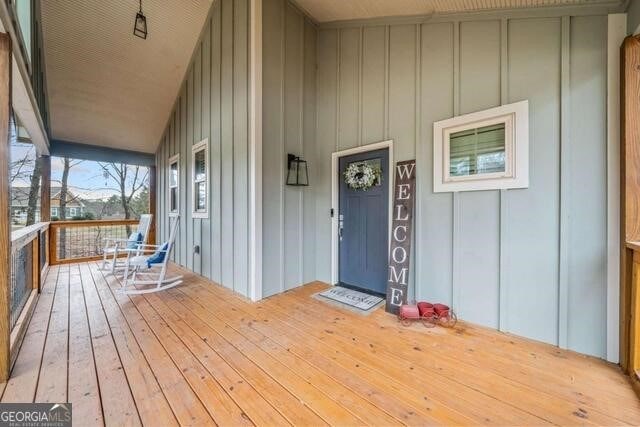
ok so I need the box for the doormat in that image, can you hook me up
[315,286,384,312]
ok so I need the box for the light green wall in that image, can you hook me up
[628,0,640,34]
[311,15,608,358]
[155,0,251,297]
[261,0,317,297]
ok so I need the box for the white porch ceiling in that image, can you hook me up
[293,0,623,23]
[41,0,212,153]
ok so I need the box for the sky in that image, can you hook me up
[11,141,149,201]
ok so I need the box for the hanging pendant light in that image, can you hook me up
[133,0,148,39]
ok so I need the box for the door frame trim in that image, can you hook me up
[331,139,394,286]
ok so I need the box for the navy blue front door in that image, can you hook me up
[339,148,389,294]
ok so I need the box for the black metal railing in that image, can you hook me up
[10,240,32,329]
[49,220,139,264]
[10,222,47,330]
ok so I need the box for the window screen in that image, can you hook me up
[194,150,206,182]
[169,160,178,213]
[192,141,208,216]
[449,123,505,177]
[170,162,178,187]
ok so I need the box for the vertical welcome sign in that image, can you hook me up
[385,160,416,314]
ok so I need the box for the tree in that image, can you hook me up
[99,163,149,234]
[129,186,150,217]
[9,138,41,226]
[25,156,42,225]
[57,157,83,259]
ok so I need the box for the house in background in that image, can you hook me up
[49,187,85,219]
[9,186,39,225]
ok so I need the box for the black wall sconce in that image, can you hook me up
[286,154,309,186]
[133,0,148,39]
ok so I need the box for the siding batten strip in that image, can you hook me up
[453,21,460,118]
[300,13,306,286]
[451,21,460,308]
[558,15,571,349]
[383,25,389,140]
[414,23,422,299]
[452,192,461,312]
[336,29,341,150]
[357,26,363,146]
[249,0,263,301]
[499,17,509,332]
[279,0,286,294]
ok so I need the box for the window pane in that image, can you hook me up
[449,123,505,177]
[195,182,206,211]
[194,150,206,181]
[170,188,177,212]
[10,114,41,228]
[170,162,178,187]
[16,0,31,62]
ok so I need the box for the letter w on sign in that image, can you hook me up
[386,160,416,314]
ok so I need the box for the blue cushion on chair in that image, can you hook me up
[126,232,143,249]
[146,242,169,268]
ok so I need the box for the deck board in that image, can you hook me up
[3,261,639,426]
[67,264,103,425]
[90,264,212,426]
[179,280,542,425]
[281,282,640,421]
[1,265,58,403]
[35,264,69,403]
[256,283,629,425]
[83,263,177,426]
[140,292,292,426]
[80,262,141,426]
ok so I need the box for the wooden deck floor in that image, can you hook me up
[0,262,638,426]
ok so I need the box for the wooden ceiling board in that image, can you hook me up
[41,0,212,153]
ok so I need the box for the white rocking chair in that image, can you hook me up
[101,214,153,275]
[118,216,182,295]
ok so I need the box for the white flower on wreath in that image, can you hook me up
[343,162,382,191]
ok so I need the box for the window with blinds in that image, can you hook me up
[168,155,179,215]
[449,123,506,177]
[191,139,209,218]
[433,100,529,192]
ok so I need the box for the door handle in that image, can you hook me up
[338,217,344,241]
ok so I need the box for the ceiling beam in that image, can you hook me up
[50,139,155,167]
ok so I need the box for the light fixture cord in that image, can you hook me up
[138,0,143,13]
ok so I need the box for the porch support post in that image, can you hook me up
[0,32,11,382]
[40,155,50,222]
[621,34,640,373]
[149,165,156,245]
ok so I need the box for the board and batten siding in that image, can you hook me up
[313,15,608,358]
[627,0,640,34]
[155,0,251,297]
[262,0,317,297]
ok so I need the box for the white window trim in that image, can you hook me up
[69,207,77,217]
[168,153,180,217]
[433,100,529,192]
[51,207,58,217]
[191,138,209,219]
